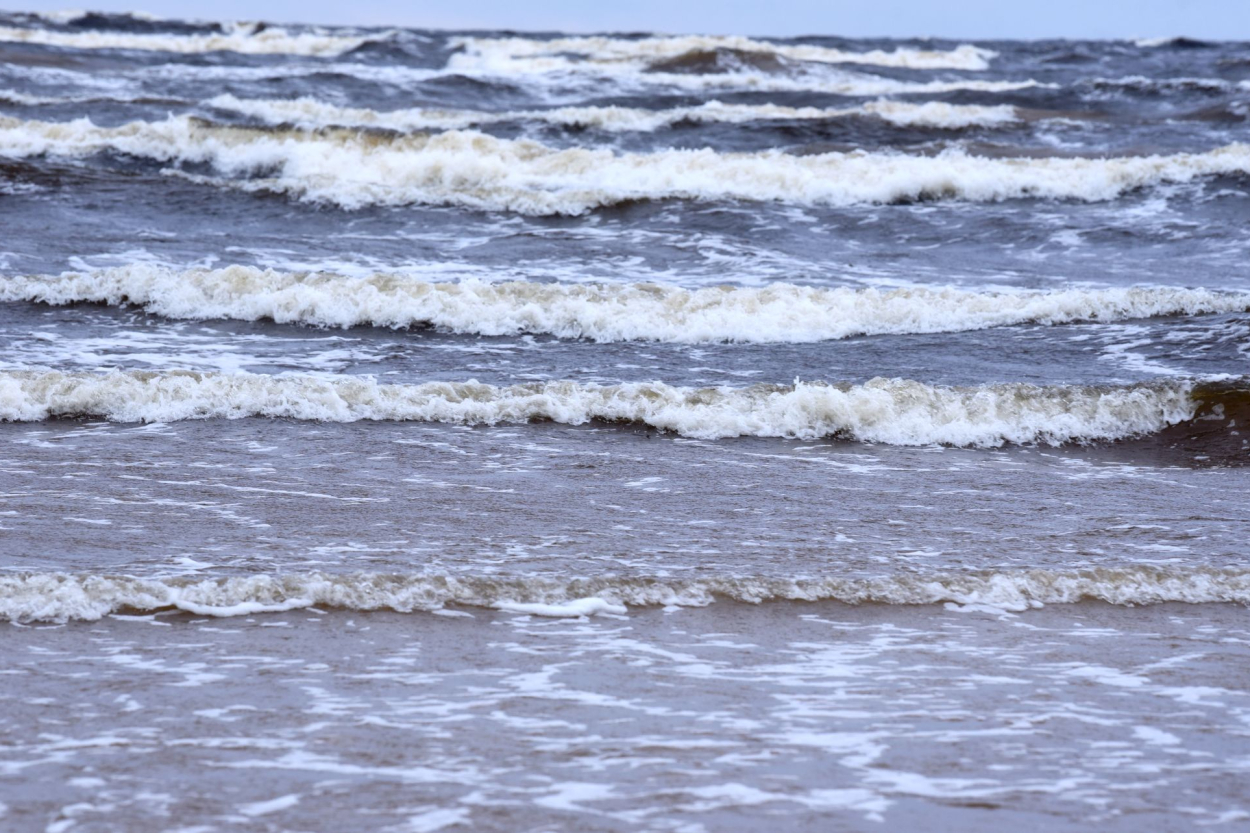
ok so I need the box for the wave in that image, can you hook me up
[1133,37,1215,49]
[447,35,997,73]
[0,22,368,56]
[207,93,1022,132]
[29,10,182,27]
[0,88,184,107]
[1084,76,1250,94]
[438,37,1041,99]
[1,56,1048,99]
[0,89,57,106]
[3,566,1247,622]
[8,265,1250,343]
[856,99,1019,128]
[585,70,1048,97]
[0,369,1220,448]
[3,115,1246,214]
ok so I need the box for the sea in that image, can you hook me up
[0,9,1248,832]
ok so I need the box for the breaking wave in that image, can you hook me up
[8,265,1250,343]
[0,21,368,56]
[0,369,1220,447]
[2,566,1247,622]
[207,93,1022,132]
[3,115,1247,213]
[447,35,997,73]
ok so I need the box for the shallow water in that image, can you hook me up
[4,605,1250,832]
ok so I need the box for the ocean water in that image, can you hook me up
[0,10,1248,831]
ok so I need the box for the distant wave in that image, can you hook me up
[447,35,997,73]
[0,88,186,107]
[443,35,1026,98]
[3,115,1247,214]
[207,93,1022,132]
[0,89,59,106]
[566,72,1047,97]
[0,369,1219,448]
[8,266,1250,343]
[1083,76,1250,94]
[0,22,368,56]
[2,566,1247,622]
[1132,37,1215,49]
[2,65,1050,100]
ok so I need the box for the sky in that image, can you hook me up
[6,0,1249,40]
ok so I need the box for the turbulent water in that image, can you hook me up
[1,10,1249,833]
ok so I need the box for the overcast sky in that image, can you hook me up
[8,0,1249,39]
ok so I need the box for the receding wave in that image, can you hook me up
[3,115,1247,213]
[0,369,1222,448]
[208,93,1022,132]
[448,35,997,73]
[0,22,368,56]
[8,265,1250,343]
[2,566,1247,622]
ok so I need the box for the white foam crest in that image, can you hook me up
[3,115,1246,214]
[0,369,1198,447]
[0,22,367,56]
[3,566,1246,623]
[207,93,1021,132]
[861,99,1019,128]
[448,35,997,73]
[8,265,1250,343]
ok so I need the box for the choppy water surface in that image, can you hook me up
[0,10,1248,832]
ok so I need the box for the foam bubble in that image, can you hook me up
[7,265,1250,343]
